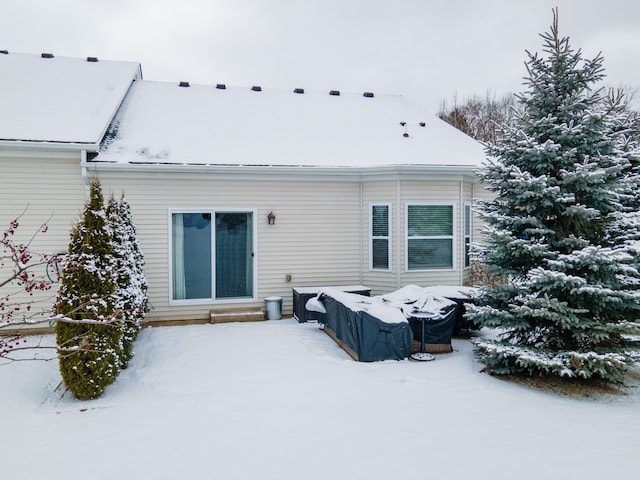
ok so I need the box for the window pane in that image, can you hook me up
[464,205,471,236]
[408,238,452,269]
[372,238,389,269]
[408,205,453,237]
[172,213,212,300]
[372,205,389,237]
[215,212,253,299]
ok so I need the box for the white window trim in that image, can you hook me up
[168,208,258,306]
[464,202,472,269]
[369,203,392,271]
[405,202,456,272]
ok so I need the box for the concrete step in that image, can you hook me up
[210,307,265,324]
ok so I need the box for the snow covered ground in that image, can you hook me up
[2,319,638,480]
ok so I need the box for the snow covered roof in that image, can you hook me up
[96,80,486,169]
[0,52,141,147]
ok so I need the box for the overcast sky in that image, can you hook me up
[2,0,639,111]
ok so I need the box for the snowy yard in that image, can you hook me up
[2,319,639,480]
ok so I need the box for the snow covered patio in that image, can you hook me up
[3,320,639,480]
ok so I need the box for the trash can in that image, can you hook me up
[264,296,283,320]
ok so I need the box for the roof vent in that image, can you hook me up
[294,88,305,94]
[216,83,226,89]
[0,50,8,55]
[329,90,340,96]
[179,81,190,87]
[86,56,99,63]
[419,122,426,127]
[363,92,374,98]
[251,85,262,92]
[41,52,54,59]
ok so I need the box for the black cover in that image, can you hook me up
[407,304,458,346]
[446,298,472,334]
[320,294,413,362]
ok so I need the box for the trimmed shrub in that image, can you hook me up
[55,178,123,399]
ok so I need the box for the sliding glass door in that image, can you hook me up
[171,210,255,302]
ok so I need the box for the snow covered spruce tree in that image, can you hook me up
[106,194,149,368]
[469,9,640,383]
[55,178,123,400]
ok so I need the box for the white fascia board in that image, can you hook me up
[359,165,480,182]
[83,161,479,182]
[84,161,363,180]
[0,140,99,153]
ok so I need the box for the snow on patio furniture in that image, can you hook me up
[311,288,412,362]
[421,285,479,334]
[307,285,464,361]
[292,285,371,323]
[381,285,468,352]
[405,295,458,354]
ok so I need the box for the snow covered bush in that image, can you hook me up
[468,9,640,383]
[55,178,123,399]
[55,179,149,398]
[106,194,149,368]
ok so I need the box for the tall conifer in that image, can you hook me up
[55,178,122,399]
[469,9,640,382]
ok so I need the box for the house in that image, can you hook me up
[1,52,489,326]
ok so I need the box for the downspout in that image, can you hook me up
[359,181,363,286]
[81,150,90,199]
[471,181,476,285]
[459,180,464,286]
[396,179,401,289]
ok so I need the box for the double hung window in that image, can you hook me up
[370,204,391,270]
[406,204,454,270]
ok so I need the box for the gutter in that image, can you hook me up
[359,182,364,286]
[0,139,100,153]
[82,160,481,182]
[459,180,464,286]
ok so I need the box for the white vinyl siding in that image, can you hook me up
[370,203,391,271]
[96,171,362,321]
[361,181,399,294]
[406,203,455,271]
[92,168,486,322]
[0,152,86,327]
[3,149,487,327]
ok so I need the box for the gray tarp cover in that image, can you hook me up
[407,305,458,345]
[320,294,413,362]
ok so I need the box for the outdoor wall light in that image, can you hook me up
[267,211,276,225]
